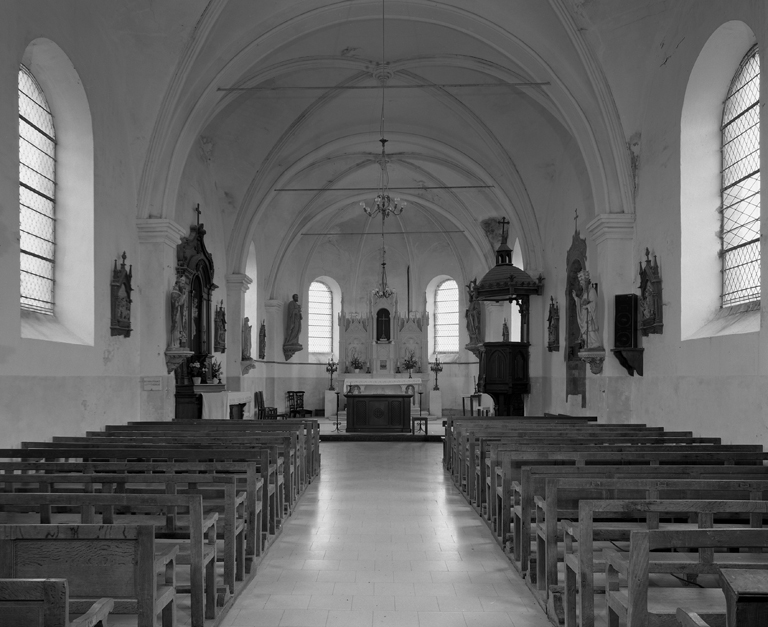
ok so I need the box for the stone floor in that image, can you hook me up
[220,441,552,627]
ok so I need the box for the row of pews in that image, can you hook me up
[0,417,321,627]
[444,415,768,627]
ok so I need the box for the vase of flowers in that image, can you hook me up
[402,350,418,379]
[188,359,207,385]
[349,351,363,374]
[210,357,223,384]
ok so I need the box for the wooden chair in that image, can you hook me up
[0,524,177,627]
[0,579,114,627]
[287,391,312,418]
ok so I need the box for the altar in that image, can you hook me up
[343,377,422,412]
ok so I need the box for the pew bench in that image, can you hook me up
[0,524,178,627]
[0,578,114,627]
[0,493,214,627]
[562,499,768,627]
[604,529,768,627]
[0,458,272,557]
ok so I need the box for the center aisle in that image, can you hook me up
[222,442,551,627]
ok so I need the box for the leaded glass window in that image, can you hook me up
[19,64,56,314]
[308,281,333,353]
[434,279,459,353]
[721,45,760,307]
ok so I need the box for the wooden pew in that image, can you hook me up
[0,459,272,557]
[563,498,768,627]
[120,418,321,479]
[0,493,213,627]
[0,578,114,627]
[6,443,288,526]
[0,524,178,627]
[535,477,768,605]
[33,434,298,517]
[604,528,768,627]
[490,447,768,549]
[511,465,768,574]
[0,472,249,606]
[443,415,598,470]
[465,429,719,509]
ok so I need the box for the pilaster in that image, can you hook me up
[136,218,187,421]
[225,273,253,391]
[586,213,635,378]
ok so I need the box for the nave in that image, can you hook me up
[223,442,550,627]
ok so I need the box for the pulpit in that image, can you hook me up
[479,342,529,416]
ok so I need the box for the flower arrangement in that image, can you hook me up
[210,357,223,383]
[402,350,418,374]
[188,359,208,378]
[349,351,364,370]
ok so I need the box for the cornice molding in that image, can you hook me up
[586,213,635,246]
[136,219,186,246]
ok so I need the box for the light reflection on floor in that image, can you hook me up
[220,441,552,627]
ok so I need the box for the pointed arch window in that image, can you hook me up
[721,44,760,307]
[308,281,333,353]
[434,279,459,353]
[19,64,56,314]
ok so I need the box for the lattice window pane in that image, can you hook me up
[19,64,56,314]
[721,45,760,308]
[434,279,459,353]
[308,281,333,353]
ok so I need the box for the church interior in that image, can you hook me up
[2,1,768,626]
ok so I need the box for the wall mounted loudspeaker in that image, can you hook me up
[614,294,638,349]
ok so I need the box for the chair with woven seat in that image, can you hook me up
[287,391,313,418]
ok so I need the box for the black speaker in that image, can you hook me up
[614,294,638,349]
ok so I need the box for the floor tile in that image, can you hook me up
[221,441,552,627]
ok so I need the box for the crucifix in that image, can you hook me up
[194,203,202,226]
[574,208,579,231]
[499,216,509,241]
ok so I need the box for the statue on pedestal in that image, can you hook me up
[170,275,189,348]
[572,270,602,350]
[283,294,304,360]
[242,317,252,360]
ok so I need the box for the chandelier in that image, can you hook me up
[361,137,405,220]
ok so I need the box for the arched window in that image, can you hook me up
[721,44,760,307]
[434,279,459,354]
[19,64,56,314]
[308,280,333,353]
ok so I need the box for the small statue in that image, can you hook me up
[285,294,302,345]
[242,317,252,360]
[572,270,601,349]
[258,320,266,360]
[170,276,189,348]
[465,278,481,345]
[502,318,510,342]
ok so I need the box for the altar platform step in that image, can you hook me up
[318,415,442,442]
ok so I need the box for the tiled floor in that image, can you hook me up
[221,441,552,627]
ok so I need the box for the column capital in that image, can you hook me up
[136,219,187,246]
[225,273,253,293]
[586,213,635,246]
[264,299,283,311]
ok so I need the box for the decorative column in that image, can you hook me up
[225,273,252,391]
[137,218,187,421]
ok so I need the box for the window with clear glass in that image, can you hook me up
[308,281,333,353]
[721,44,760,307]
[19,64,56,314]
[434,279,459,353]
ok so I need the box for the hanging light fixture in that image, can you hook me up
[361,138,405,220]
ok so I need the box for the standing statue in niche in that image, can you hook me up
[465,279,481,345]
[283,294,304,361]
[170,276,189,348]
[242,317,252,360]
[572,270,601,349]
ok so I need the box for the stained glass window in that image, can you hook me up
[308,281,333,353]
[434,279,459,353]
[19,64,56,314]
[721,45,760,307]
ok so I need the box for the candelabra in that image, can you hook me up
[430,356,443,391]
[326,358,338,391]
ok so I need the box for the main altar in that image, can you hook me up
[337,279,429,430]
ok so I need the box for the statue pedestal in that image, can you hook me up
[429,389,442,417]
[283,342,302,361]
[325,390,338,417]
[579,348,606,374]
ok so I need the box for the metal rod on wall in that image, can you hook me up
[407,266,411,314]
